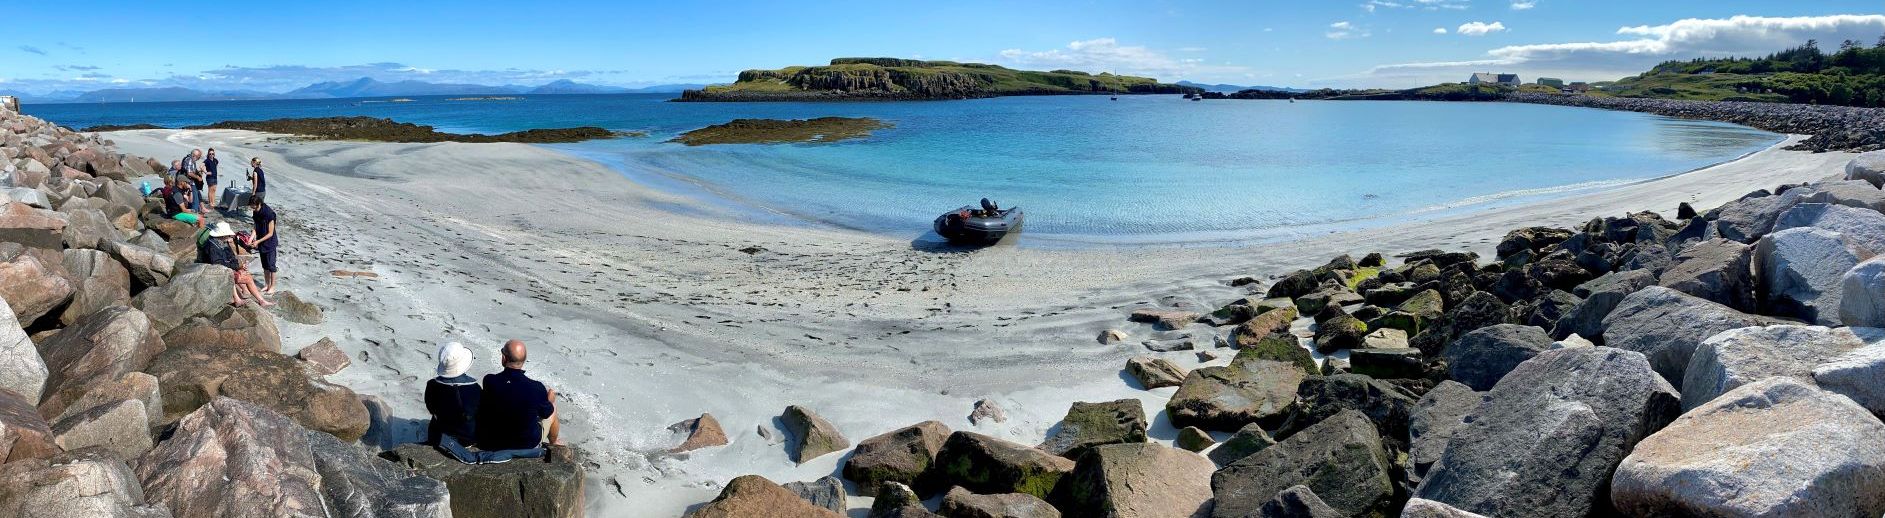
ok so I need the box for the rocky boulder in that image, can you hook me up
[1231,307,1297,346]
[844,420,950,496]
[934,431,1074,500]
[1409,292,1511,358]
[1288,374,1416,446]
[1210,410,1393,518]
[1040,400,1146,458]
[1801,181,1885,214]
[59,207,119,250]
[1412,347,1680,518]
[1311,314,1367,354]
[939,486,1060,518]
[271,291,324,325]
[1401,499,1489,518]
[1443,324,1554,391]
[1124,356,1186,389]
[59,249,130,327]
[161,305,281,353]
[0,296,46,402]
[381,441,583,518]
[783,476,846,514]
[1755,227,1864,325]
[130,263,235,334]
[1600,286,1777,389]
[0,447,170,518]
[1611,378,1885,517]
[668,412,729,454]
[102,241,173,290]
[136,397,326,517]
[1409,380,1481,478]
[1654,238,1754,311]
[1552,270,1656,341]
[1848,150,1885,188]
[1681,325,1868,410]
[1165,359,1304,432]
[1774,202,1885,255]
[1256,485,1340,518]
[1061,443,1214,518]
[869,481,940,517]
[1843,257,1885,327]
[1129,309,1200,331]
[0,251,73,326]
[48,399,150,461]
[34,306,164,420]
[0,202,66,250]
[143,342,368,441]
[782,405,849,464]
[1205,423,1275,466]
[1711,187,1813,243]
[0,388,58,464]
[295,337,350,376]
[1230,334,1316,375]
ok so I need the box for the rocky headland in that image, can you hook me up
[678,147,1885,516]
[677,58,1201,102]
[180,116,625,143]
[0,109,584,517]
[669,117,893,146]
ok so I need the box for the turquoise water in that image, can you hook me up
[27,94,1781,246]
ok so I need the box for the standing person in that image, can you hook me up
[475,339,560,453]
[426,342,481,446]
[248,194,279,293]
[201,222,273,307]
[182,150,205,212]
[203,149,220,209]
[248,157,267,196]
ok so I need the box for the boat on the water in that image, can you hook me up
[933,199,1023,245]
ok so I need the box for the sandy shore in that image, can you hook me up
[101,129,1851,516]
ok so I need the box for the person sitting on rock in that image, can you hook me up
[161,174,201,226]
[426,341,481,446]
[475,340,561,453]
[201,222,272,308]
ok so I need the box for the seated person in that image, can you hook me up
[426,342,481,446]
[201,223,272,307]
[474,339,560,454]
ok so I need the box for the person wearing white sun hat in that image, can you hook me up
[425,342,481,446]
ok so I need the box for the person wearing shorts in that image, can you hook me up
[203,149,220,207]
[249,194,279,292]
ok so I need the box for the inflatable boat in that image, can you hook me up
[934,199,1023,246]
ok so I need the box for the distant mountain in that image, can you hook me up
[527,79,629,95]
[21,77,700,104]
[73,87,275,103]
[624,83,710,93]
[284,77,523,99]
[1175,81,1306,94]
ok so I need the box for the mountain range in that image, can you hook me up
[1174,81,1306,93]
[6,78,712,104]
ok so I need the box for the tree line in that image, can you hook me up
[1649,36,1885,107]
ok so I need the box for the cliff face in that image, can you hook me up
[681,58,1201,102]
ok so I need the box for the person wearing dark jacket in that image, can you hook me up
[475,339,560,452]
[200,222,272,307]
[425,341,480,446]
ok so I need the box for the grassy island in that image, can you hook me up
[669,117,892,145]
[677,58,1201,101]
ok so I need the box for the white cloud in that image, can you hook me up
[1327,21,1370,40]
[997,38,1249,80]
[1366,0,1468,11]
[1353,14,1885,87]
[1457,21,1507,36]
[1433,27,1449,34]
[1511,1,1536,10]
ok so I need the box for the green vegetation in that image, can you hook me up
[679,58,1200,101]
[1603,38,1885,106]
[669,117,892,146]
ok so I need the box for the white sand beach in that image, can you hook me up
[102,129,1853,517]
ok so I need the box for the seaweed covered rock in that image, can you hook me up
[1039,400,1146,459]
[1210,410,1393,518]
[381,441,582,518]
[1230,334,1316,374]
[782,405,849,464]
[1409,292,1511,357]
[1165,359,1304,432]
[1206,423,1276,466]
[934,431,1074,499]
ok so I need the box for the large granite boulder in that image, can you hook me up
[1554,269,1657,342]
[1205,423,1275,466]
[143,342,368,441]
[1124,357,1186,389]
[59,249,131,327]
[869,481,940,518]
[844,420,951,496]
[0,447,170,518]
[34,306,164,420]
[381,442,582,518]
[1711,187,1813,243]
[1755,227,1865,325]
[1654,238,1754,311]
[1230,334,1316,375]
[0,202,66,250]
[1401,499,1489,518]
[50,371,161,434]
[161,305,281,353]
[0,388,58,464]
[1287,374,1416,445]
[1210,410,1393,518]
[1443,324,1553,391]
[1849,150,1885,188]
[1232,307,1297,345]
[1600,286,1776,389]
[1409,292,1511,358]
[48,399,150,461]
[1061,443,1214,518]
[60,207,120,250]
[0,250,73,326]
[939,486,1060,518]
[136,397,326,518]
[1681,325,1868,410]
[1412,347,1680,518]
[934,431,1074,500]
[102,241,172,290]
[1165,359,1304,432]
[783,476,845,514]
[0,296,46,402]
[1611,378,1885,517]
[1040,400,1146,459]
[130,263,235,334]
[1774,202,1885,254]
[667,412,728,454]
[782,405,849,464]
[1844,257,1885,327]
[1311,314,1367,354]
[1801,181,1885,214]
[1813,337,1885,418]
[1256,486,1340,518]
[1409,380,1482,477]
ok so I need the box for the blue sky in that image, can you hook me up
[2,0,1882,94]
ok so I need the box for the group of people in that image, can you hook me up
[424,340,562,463]
[163,148,282,307]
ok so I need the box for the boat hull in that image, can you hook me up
[934,206,1023,246]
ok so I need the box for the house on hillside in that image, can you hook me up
[1468,73,1521,86]
[1536,77,1566,88]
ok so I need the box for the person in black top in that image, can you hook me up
[475,339,560,451]
[199,222,272,307]
[248,194,279,293]
[425,341,481,446]
[203,148,220,207]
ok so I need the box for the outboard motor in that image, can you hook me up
[980,198,999,214]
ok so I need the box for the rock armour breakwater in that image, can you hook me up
[1507,93,1885,153]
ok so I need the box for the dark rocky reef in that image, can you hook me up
[183,116,623,143]
[669,117,892,146]
[79,123,166,132]
[1505,93,1885,153]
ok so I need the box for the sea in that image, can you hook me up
[24,93,1782,247]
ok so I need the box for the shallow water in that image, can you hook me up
[28,94,1780,246]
